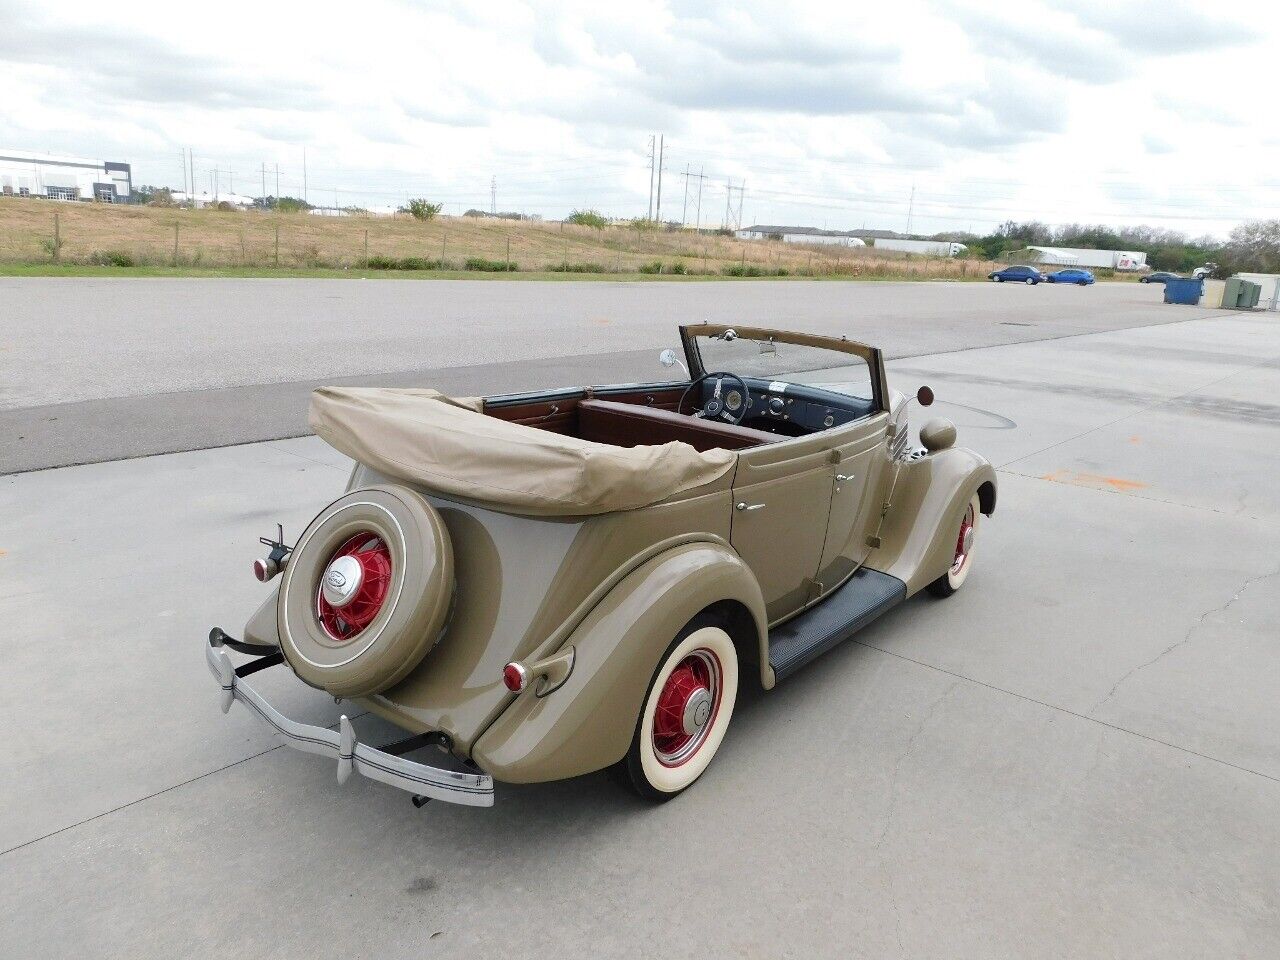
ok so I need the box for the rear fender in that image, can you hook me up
[865,447,996,595]
[471,539,766,783]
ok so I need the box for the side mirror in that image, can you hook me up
[917,385,935,407]
[658,348,689,378]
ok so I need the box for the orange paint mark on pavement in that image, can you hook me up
[1040,471,1148,493]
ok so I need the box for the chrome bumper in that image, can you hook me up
[205,639,494,807]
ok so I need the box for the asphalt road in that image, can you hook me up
[2,300,1278,958]
[0,277,1211,473]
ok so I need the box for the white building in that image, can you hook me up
[736,225,866,247]
[1026,246,1147,271]
[0,148,132,201]
[873,238,967,257]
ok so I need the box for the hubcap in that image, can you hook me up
[951,504,975,574]
[316,533,392,642]
[653,649,722,767]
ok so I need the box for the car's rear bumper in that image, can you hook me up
[205,632,494,807]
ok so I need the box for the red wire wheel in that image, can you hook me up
[315,533,393,642]
[951,502,975,574]
[651,649,722,767]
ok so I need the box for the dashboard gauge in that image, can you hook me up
[724,390,743,412]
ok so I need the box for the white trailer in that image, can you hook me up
[872,238,966,257]
[1026,247,1147,271]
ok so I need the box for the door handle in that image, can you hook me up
[735,501,765,512]
[835,474,854,482]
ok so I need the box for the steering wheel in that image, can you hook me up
[678,371,750,425]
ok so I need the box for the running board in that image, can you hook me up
[768,568,906,682]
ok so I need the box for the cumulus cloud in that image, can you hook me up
[0,0,1271,235]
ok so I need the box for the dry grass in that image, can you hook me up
[0,198,1000,279]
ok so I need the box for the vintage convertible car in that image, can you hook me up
[206,324,996,807]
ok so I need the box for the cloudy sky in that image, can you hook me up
[0,0,1271,236]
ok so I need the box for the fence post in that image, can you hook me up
[364,229,369,268]
[441,231,447,264]
[563,239,568,272]
[53,213,60,261]
[505,236,511,272]
[274,222,280,268]
[240,230,246,265]
[172,222,179,267]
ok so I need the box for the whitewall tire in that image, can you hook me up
[927,493,980,598]
[623,621,739,801]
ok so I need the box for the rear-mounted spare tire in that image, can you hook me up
[277,484,453,698]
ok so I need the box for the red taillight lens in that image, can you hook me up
[503,663,526,692]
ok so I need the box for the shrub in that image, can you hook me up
[545,262,607,273]
[87,249,136,267]
[668,261,687,275]
[402,199,443,220]
[464,256,517,272]
[365,255,446,271]
[566,209,608,229]
[628,217,658,231]
[721,263,763,277]
[637,260,664,274]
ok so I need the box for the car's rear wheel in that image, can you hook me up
[621,618,739,801]
[927,493,980,598]
[1024,278,1035,285]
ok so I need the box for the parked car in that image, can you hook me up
[989,265,1045,284]
[206,324,997,807]
[1140,272,1181,284]
[1046,268,1095,285]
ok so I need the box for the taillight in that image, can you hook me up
[503,662,527,693]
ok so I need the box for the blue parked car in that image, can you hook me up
[1046,268,1095,285]
[988,264,1046,284]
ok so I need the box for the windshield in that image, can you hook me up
[690,328,878,403]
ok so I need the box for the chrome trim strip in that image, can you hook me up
[206,643,494,807]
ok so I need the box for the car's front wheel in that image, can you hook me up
[1024,277,1035,285]
[621,618,739,801]
[927,493,980,598]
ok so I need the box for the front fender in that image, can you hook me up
[471,539,766,784]
[865,446,996,595]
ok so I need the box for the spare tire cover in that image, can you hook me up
[278,484,453,698]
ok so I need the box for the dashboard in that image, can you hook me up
[698,376,876,435]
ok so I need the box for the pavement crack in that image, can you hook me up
[1089,564,1280,715]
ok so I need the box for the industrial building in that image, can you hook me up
[736,225,866,247]
[1025,246,1147,271]
[0,148,132,202]
[873,238,967,257]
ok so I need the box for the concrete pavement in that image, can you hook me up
[1,308,1278,958]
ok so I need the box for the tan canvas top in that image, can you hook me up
[310,387,738,516]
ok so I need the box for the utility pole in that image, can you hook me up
[695,164,705,232]
[275,163,280,200]
[180,150,187,199]
[723,178,732,229]
[490,175,497,215]
[261,162,266,206]
[647,135,656,221]
[905,182,915,236]
[188,149,195,205]
[680,163,690,227]
[654,135,665,224]
[302,148,308,206]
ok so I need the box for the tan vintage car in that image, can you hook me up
[206,324,996,807]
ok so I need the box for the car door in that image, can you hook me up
[730,432,837,623]
[815,411,891,590]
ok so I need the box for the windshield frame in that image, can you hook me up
[679,323,890,415]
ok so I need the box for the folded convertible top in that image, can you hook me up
[310,387,737,516]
